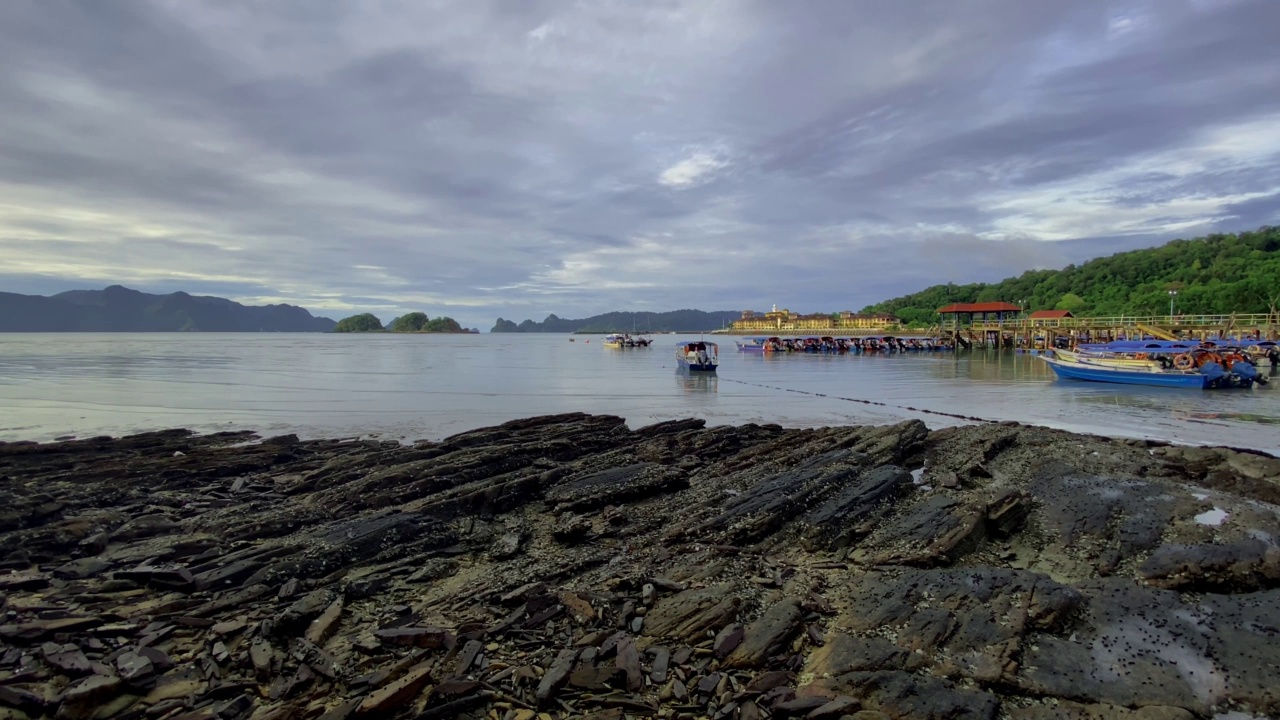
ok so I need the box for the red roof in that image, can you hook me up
[1029,309,1073,319]
[936,302,1022,314]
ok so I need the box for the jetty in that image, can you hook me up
[719,304,1279,348]
[937,303,1279,349]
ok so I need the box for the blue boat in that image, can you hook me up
[735,337,768,353]
[1039,355,1261,389]
[677,341,719,372]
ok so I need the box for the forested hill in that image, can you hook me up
[0,285,336,332]
[491,309,744,333]
[861,227,1280,326]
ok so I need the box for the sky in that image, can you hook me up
[2,0,1279,328]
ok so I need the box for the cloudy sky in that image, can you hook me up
[2,0,1279,327]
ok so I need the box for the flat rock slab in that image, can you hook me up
[725,599,803,669]
[545,463,689,512]
[641,584,741,643]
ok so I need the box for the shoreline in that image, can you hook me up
[2,414,1278,719]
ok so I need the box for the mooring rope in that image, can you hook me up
[717,376,1000,425]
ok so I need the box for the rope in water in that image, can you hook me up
[717,375,1000,425]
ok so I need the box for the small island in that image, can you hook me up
[331,311,474,333]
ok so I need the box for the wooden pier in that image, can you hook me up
[954,313,1279,349]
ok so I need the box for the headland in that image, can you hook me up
[1,415,1278,719]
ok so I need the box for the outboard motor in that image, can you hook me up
[1200,361,1226,389]
[1233,360,1263,387]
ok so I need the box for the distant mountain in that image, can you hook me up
[0,285,336,332]
[491,309,746,333]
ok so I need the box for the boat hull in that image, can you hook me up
[1040,356,1208,388]
[677,358,718,372]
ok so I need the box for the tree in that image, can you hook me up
[1054,293,1088,313]
[424,316,463,332]
[332,313,384,333]
[388,312,430,332]
[859,226,1280,321]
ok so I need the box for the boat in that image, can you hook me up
[735,337,769,352]
[1039,355,1262,389]
[603,333,652,348]
[677,341,719,372]
[1053,348,1165,369]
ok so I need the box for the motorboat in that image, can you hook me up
[1039,354,1263,389]
[603,333,652,348]
[677,341,719,372]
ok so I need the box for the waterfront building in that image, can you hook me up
[729,305,899,332]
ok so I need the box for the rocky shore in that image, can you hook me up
[2,414,1279,720]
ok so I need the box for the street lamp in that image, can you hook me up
[1168,290,1178,319]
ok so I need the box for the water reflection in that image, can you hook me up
[676,371,718,393]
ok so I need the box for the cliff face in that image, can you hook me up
[0,285,336,331]
[2,415,1278,718]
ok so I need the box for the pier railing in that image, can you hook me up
[968,313,1275,330]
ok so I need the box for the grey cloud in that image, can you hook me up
[1,0,1278,330]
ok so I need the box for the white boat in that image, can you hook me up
[676,341,718,372]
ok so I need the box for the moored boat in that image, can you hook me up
[1039,354,1263,389]
[677,341,719,372]
[603,333,652,348]
[735,337,769,352]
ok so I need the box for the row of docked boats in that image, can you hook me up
[734,336,953,353]
[1039,340,1276,389]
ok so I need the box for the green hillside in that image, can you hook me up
[862,227,1280,326]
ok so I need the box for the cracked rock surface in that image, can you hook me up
[0,414,1278,720]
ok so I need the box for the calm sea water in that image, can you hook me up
[1,333,1277,453]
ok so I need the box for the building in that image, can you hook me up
[729,305,899,332]
[1028,309,1074,327]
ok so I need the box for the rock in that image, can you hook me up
[41,642,92,675]
[115,650,156,684]
[560,592,597,623]
[357,661,433,714]
[642,584,741,642]
[807,696,859,718]
[373,627,453,649]
[0,617,102,643]
[827,671,998,720]
[804,465,914,548]
[535,649,578,704]
[649,646,670,683]
[113,513,180,540]
[275,590,333,634]
[746,670,795,693]
[569,667,625,690]
[56,674,122,718]
[114,563,194,591]
[725,599,803,669]
[615,635,643,691]
[1137,539,1280,591]
[545,463,689,512]
[860,496,985,566]
[0,685,45,714]
[984,489,1030,537]
[304,596,344,645]
[713,623,745,658]
[807,635,911,677]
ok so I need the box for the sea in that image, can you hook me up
[1,333,1277,454]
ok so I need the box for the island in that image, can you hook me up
[0,285,336,332]
[331,311,470,333]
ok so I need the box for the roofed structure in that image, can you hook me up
[1029,309,1074,319]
